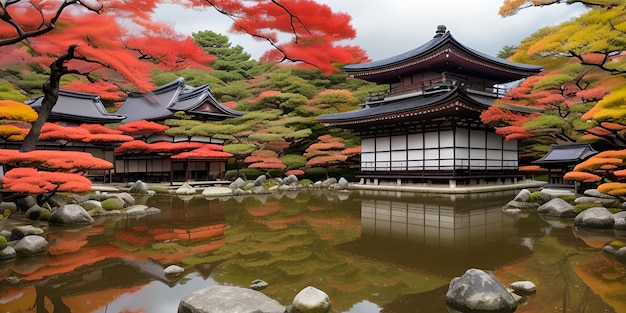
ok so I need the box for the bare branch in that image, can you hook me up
[569,50,626,75]
[0,0,102,47]
[204,0,315,67]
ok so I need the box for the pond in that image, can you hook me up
[1,189,625,313]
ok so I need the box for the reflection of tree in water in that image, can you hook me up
[36,285,70,313]
[492,218,617,313]
[185,190,449,312]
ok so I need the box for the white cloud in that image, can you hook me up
[153,1,588,61]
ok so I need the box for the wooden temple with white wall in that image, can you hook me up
[318,25,543,187]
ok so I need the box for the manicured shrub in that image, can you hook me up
[224,168,264,180]
[304,167,327,181]
[266,169,283,178]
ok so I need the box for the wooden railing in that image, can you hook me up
[366,79,509,103]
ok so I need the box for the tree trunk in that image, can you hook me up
[20,46,75,152]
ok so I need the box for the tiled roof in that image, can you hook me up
[116,78,242,123]
[344,25,543,84]
[26,90,125,124]
[318,86,494,127]
[533,144,598,165]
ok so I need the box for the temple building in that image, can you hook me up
[318,25,543,187]
[23,78,241,183]
[113,78,243,183]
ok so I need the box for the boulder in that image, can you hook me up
[513,189,531,202]
[15,195,35,212]
[337,177,349,189]
[14,235,48,256]
[502,200,540,211]
[251,186,268,194]
[510,281,536,295]
[24,204,45,220]
[0,201,17,213]
[321,178,337,187]
[80,200,103,211]
[0,230,11,241]
[71,193,91,204]
[129,180,149,194]
[574,197,619,206]
[11,225,44,240]
[539,189,575,201]
[603,245,626,263]
[202,187,233,197]
[446,268,516,313]
[0,246,16,260]
[101,197,126,211]
[108,192,135,206]
[537,198,576,218]
[283,175,299,185]
[574,207,615,229]
[250,279,268,291]
[176,182,197,195]
[584,188,616,199]
[255,175,267,186]
[178,285,285,313]
[291,286,331,313]
[614,217,626,231]
[49,204,94,225]
[230,177,246,189]
[164,265,184,277]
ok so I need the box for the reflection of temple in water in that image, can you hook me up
[359,191,517,249]
[338,191,531,276]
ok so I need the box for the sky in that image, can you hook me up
[153,0,589,62]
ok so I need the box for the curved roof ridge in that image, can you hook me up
[344,26,542,74]
[318,85,478,124]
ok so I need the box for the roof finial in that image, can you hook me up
[434,25,447,38]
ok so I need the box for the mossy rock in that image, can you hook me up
[0,235,7,250]
[101,197,125,211]
[573,203,599,213]
[529,191,543,203]
[148,186,170,194]
[299,179,313,186]
[38,209,51,221]
[557,195,577,204]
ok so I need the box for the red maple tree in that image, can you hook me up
[0,0,367,153]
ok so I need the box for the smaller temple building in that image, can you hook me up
[318,25,543,187]
[23,78,241,183]
[532,143,598,185]
[113,78,243,183]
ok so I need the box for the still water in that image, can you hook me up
[1,189,624,313]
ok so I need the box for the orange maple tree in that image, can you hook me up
[563,150,626,196]
[0,100,38,142]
